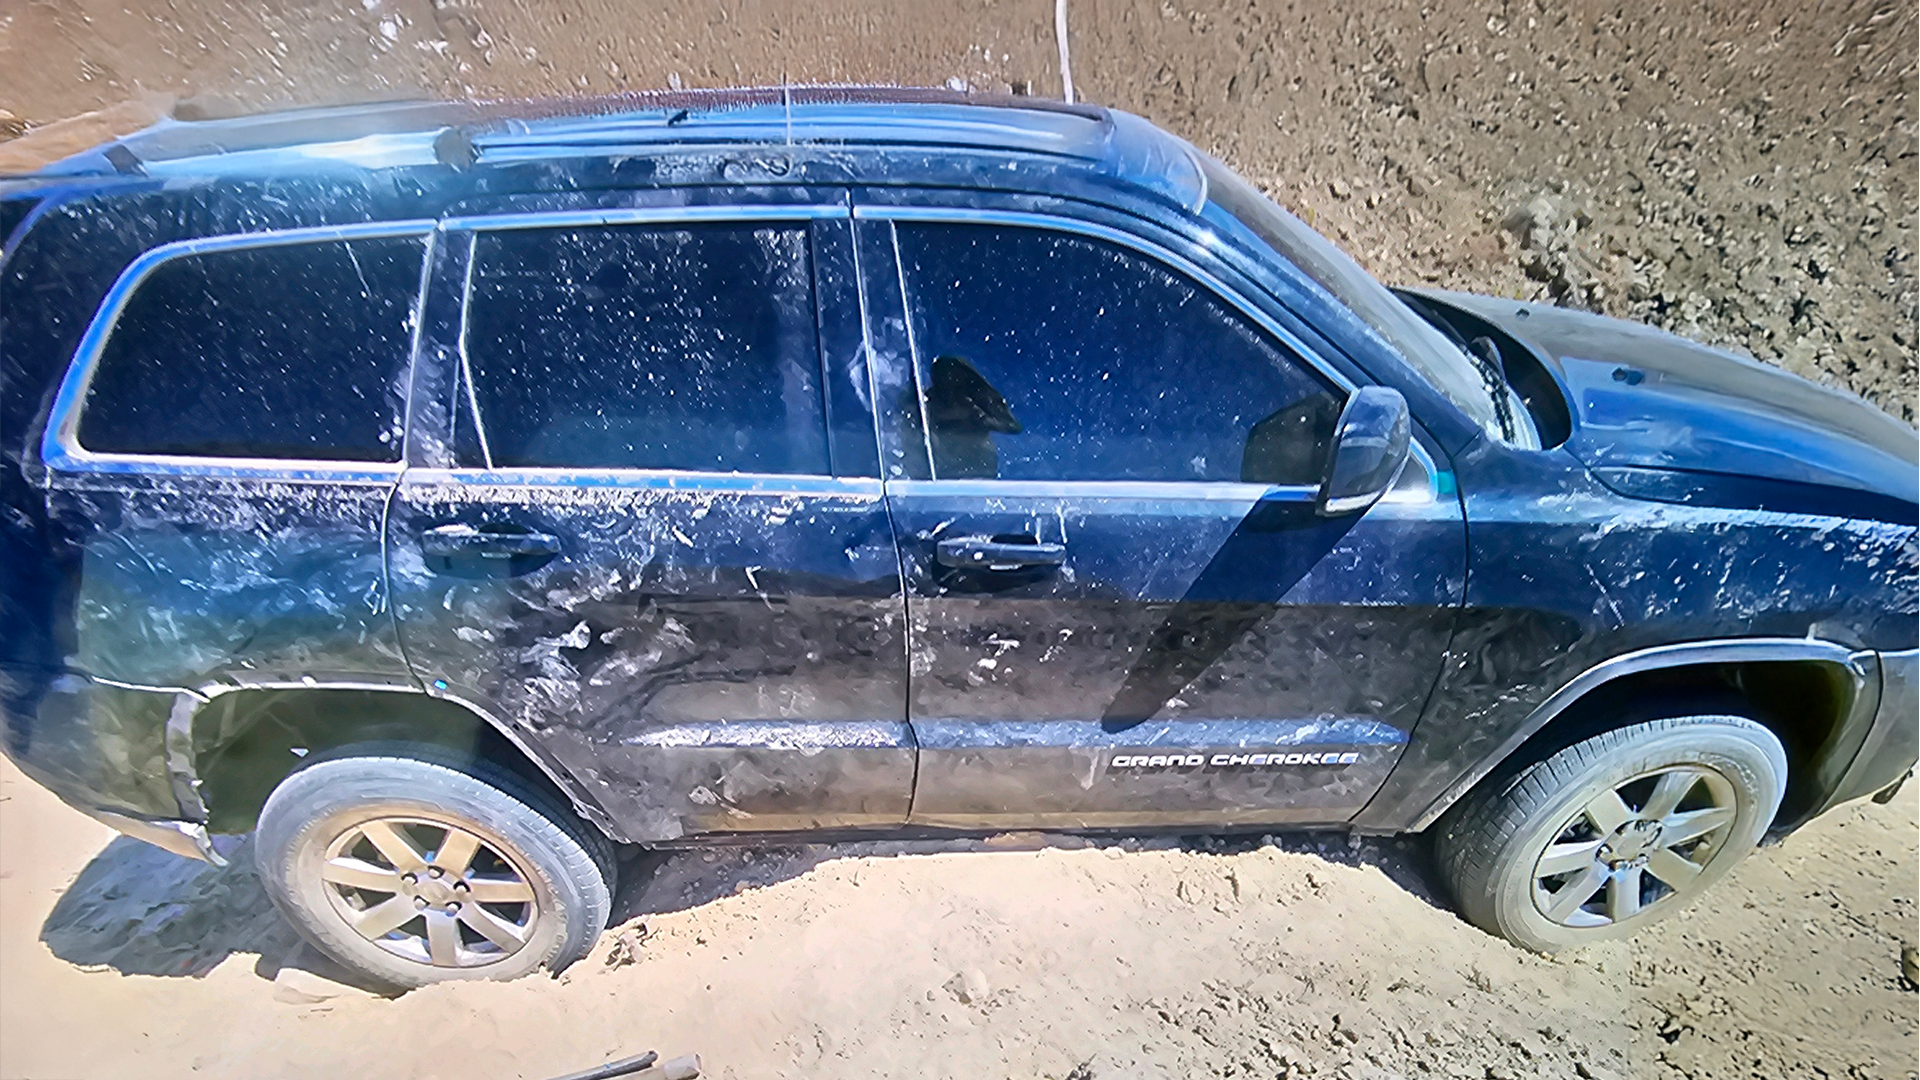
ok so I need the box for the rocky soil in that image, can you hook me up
[1,0,1912,417]
[0,3,1914,1079]
[1083,0,1917,419]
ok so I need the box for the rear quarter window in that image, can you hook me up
[75,234,426,463]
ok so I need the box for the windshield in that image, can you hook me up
[1197,154,1504,441]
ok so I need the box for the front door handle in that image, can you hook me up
[935,536,1067,571]
[419,523,562,559]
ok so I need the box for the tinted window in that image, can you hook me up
[460,222,828,474]
[894,223,1341,484]
[79,235,424,461]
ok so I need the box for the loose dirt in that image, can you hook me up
[2,756,1914,1080]
[0,3,1914,1079]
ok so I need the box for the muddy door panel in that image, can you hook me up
[857,212,1465,829]
[387,205,911,842]
[387,479,907,840]
[41,474,407,817]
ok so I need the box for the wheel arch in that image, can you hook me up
[1409,638,1881,834]
[178,679,624,842]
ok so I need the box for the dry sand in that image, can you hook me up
[2,755,1914,1080]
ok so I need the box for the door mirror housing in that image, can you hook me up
[1316,386,1412,517]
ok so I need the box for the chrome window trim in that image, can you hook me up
[0,194,61,268]
[444,204,850,233]
[855,204,1442,500]
[44,220,438,481]
[889,479,1316,503]
[403,466,882,497]
[45,456,405,484]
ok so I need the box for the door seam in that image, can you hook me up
[848,195,924,821]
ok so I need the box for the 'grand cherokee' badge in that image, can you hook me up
[1109,751,1362,769]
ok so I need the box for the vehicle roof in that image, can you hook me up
[22,86,1208,212]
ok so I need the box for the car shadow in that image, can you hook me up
[39,828,1449,992]
[607,827,1449,926]
[38,834,309,979]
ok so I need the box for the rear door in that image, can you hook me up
[37,227,426,818]
[386,194,910,842]
[854,204,1466,830]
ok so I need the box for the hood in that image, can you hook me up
[1414,290,1918,511]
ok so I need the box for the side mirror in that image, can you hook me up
[1316,386,1412,517]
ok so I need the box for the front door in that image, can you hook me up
[386,196,911,843]
[855,208,1466,829]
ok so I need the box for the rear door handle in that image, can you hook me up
[935,536,1067,571]
[419,523,562,559]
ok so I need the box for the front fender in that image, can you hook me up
[1385,637,1874,833]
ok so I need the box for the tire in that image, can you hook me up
[255,743,613,989]
[1435,714,1787,951]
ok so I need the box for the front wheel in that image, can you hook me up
[255,746,613,989]
[1435,715,1787,951]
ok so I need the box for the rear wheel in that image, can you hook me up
[1435,715,1787,951]
[255,745,612,989]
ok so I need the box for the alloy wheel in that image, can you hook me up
[1529,765,1740,928]
[318,815,541,969]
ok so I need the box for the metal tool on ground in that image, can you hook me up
[543,1050,701,1080]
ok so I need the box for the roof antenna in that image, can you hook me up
[1054,0,1076,104]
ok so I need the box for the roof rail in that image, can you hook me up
[35,86,1108,176]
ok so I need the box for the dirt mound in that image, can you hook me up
[1072,0,1916,419]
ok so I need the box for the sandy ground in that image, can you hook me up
[0,2,1915,1078]
[1,754,1914,1080]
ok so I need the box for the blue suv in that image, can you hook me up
[1,88,1912,988]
